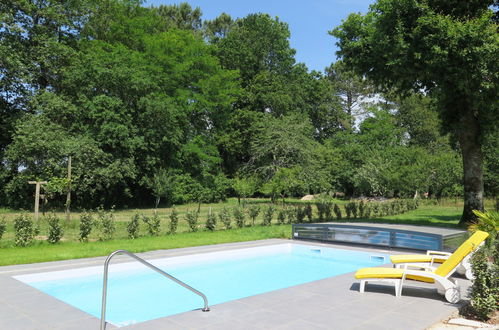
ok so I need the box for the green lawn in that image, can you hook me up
[0,198,489,266]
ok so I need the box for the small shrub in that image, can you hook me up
[381,203,390,216]
[143,213,161,236]
[470,210,498,249]
[469,246,499,321]
[96,208,115,241]
[219,207,232,230]
[295,206,306,223]
[372,203,380,217]
[304,204,313,222]
[169,208,179,234]
[46,213,64,244]
[315,201,325,222]
[277,209,286,225]
[206,210,217,231]
[350,202,358,219]
[79,212,94,242]
[287,208,297,224]
[0,217,6,240]
[185,211,199,232]
[359,201,365,218]
[333,204,342,220]
[14,214,36,247]
[345,203,352,219]
[262,205,275,226]
[364,205,371,218]
[233,207,246,228]
[248,205,260,226]
[127,213,141,239]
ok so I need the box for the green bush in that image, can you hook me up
[248,205,260,226]
[305,204,313,222]
[470,246,499,321]
[345,203,352,219]
[185,211,199,232]
[219,207,232,230]
[0,217,6,240]
[372,203,380,217]
[470,210,498,248]
[333,204,342,220]
[127,213,141,239]
[364,205,371,218]
[359,201,365,218]
[14,214,36,247]
[169,208,179,234]
[46,213,64,244]
[143,213,161,236]
[79,212,94,242]
[295,206,306,223]
[277,209,286,225]
[96,208,115,241]
[350,202,358,218]
[233,207,246,228]
[205,210,217,231]
[262,205,275,226]
[287,208,298,224]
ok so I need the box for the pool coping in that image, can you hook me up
[0,239,471,329]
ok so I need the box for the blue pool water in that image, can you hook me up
[15,244,388,326]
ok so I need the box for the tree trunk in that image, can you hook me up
[458,111,484,225]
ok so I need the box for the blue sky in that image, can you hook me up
[144,0,374,72]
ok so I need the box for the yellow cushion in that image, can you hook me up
[390,255,446,264]
[354,267,435,283]
[435,230,489,277]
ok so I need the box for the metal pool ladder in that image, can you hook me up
[100,249,210,330]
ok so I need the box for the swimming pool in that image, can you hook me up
[14,243,389,327]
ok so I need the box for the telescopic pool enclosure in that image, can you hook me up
[292,222,468,251]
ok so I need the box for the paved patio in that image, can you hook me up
[0,239,471,329]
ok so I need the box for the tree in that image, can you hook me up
[331,0,499,224]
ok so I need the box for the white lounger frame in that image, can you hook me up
[359,263,461,303]
[393,241,485,280]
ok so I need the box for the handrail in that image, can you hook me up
[100,249,209,330]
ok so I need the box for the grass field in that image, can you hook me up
[0,198,492,266]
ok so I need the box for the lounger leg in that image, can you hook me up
[360,280,366,293]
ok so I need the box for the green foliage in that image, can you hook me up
[262,205,275,226]
[233,207,246,228]
[315,198,333,222]
[305,204,313,222]
[277,209,286,225]
[205,210,217,231]
[232,177,257,205]
[169,208,179,234]
[248,205,260,226]
[295,206,306,223]
[143,214,161,236]
[331,0,498,223]
[79,212,94,242]
[470,246,499,321]
[14,214,36,247]
[127,214,141,239]
[46,213,64,244]
[185,211,199,232]
[332,204,341,220]
[96,208,116,241]
[470,210,499,248]
[0,217,6,240]
[287,208,298,224]
[218,207,232,230]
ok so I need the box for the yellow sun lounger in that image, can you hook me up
[355,230,489,303]
[390,231,489,280]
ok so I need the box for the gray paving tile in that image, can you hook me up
[0,239,469,330]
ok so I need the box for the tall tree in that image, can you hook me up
[331,0,499,223]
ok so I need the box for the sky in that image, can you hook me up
[144,0,374,72]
